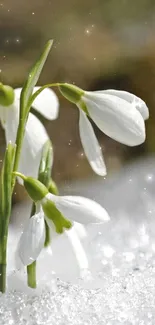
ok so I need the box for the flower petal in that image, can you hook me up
[14,88,22,101]
[65,226,89,270]
[31,87,59,120]
[47,193,110,224]
[83,92,145,146]
[17,113,49,183]
[3,99,49,184]
[101,89,149,120]
[79,109,106,176]
[18,212,45,266]
[73,222,87,239]
[15,87,59,120]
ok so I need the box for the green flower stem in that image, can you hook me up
[0,120,26,292]
[11,120,25,190]
[0,208,11,293]
[0,236,7,293]
[0,144,15,293]
[0,226,10,292]
[27,202,36,288]
[0,41,56,292]
[0,263,6,293]
[44,220,50,247]
[27,261,37,288]
[28,83,59,107]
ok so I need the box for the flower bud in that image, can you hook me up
[0,83,14,106]
[24,177,48,202]
[59,83,84,104]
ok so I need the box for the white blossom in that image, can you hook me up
[78,89,148,176]
[18,193,110,266]
[0,87,59,183]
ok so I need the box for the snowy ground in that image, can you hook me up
[1,156,155,325]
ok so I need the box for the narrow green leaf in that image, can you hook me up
[20,40,53,117]
[38,140,53,188]
[38,140,53,249]
[44,220,51,247]
[0,164,4,237]
[3,143,16,228]
[0,143,16,293]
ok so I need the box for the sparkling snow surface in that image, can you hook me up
[1,157,155,325]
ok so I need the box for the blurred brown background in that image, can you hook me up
[0,0,155,201]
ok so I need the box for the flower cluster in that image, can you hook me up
[17,175,109,266]
[0,41,149,291]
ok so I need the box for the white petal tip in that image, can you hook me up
[79,109,107,177]
[92,166,107,177]
[93,211,110,224]
[53,195,110,225]
[102,211,110,222]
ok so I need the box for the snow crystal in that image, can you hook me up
[1,156,155,324]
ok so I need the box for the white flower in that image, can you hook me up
[0,87,59,183]
[78,89,148,176]
[18,193,110,266]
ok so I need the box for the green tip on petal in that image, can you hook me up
[42,198,72,233]
[59,83,84,104]
[0,83,15,106]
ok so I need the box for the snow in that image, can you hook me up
[1,156,155,324]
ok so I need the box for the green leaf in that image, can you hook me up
[0,163,4,232]
[44,220,51,247]
[38,140,53,188]
[20,40,53,117]
[38,140,53,249]
[2,143,16,235]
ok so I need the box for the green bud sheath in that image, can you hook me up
[59,83,84,104]
[42,198,72,234]
[24,177,48,202]
[48,179,59,195]
[0,83,15,106]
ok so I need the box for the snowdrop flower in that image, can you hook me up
[17,175,110,266]
[0,84,59,182]
[59,84,149,176]
[19,194,109,266]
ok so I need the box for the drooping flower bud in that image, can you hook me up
[0,83,15,106]
[59,83,84,104]
[14,173,48,202]
[24,177,48,202]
